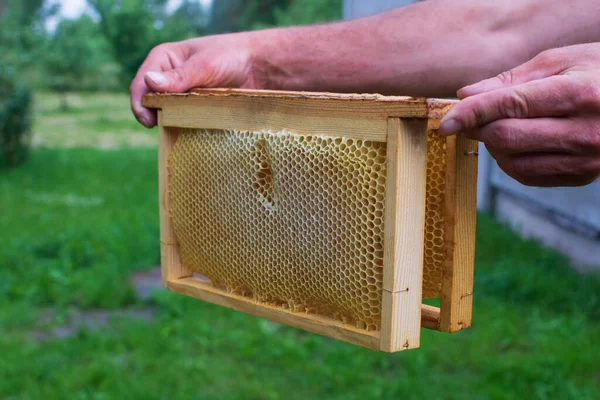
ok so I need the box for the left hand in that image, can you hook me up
[439,43,600,187]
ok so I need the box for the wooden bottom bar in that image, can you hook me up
[168,276,441,351]
[168,277,381,351]
[421,304,441,331]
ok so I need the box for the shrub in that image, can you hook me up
[0,62,32,168]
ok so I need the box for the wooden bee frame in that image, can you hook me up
[143,89,478,352]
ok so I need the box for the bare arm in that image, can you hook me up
[131,0,600,127]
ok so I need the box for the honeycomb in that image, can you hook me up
[168,126,447,331]
[422,126,447,298]
[169,129,387,331]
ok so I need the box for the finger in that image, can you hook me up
[440,76,584,136]
[143,56,219,94]
[464,117,595,155]
[493,152,600,187]
[458,50,571,99]
[130,79,155,128]
[130,45,186,128]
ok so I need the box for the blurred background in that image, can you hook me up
[0,0,599,399]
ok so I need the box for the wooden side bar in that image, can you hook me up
[158,116,192,287]
[440,135,478,332]
[380,118,428,352]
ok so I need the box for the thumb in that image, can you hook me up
[458,50,570,99]
[144,59,215,93]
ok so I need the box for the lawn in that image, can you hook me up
[1,92,599,399]
[31,92,156,149]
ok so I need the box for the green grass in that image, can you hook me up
[32,92,156,148]
[1,93,599,399]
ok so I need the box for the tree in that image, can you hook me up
[45,17,103,110]
[209,0,293,33]
[89,0,203,89]
[167,0,209,37]
[0,63,32,168]
[0,0,53,70]
[273,0,342,26]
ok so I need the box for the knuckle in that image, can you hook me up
[495,70,515,85]
[589,120,600,152]
[581,157,600,176]
[488,124,518,150]
[533,49,557,67]
[577,82,600,111]
[170,67,186,83]
[502,90,529,118]
[510,157,531,176]
[466,101,488,128]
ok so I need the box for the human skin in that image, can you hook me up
[130,0,600,186]
[439,44,600,187]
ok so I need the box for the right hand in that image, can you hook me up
[130,33,267,128]
[440,43,600,187]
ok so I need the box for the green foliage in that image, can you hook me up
[209,0,342,32]
[168,0,210,37]
[210,0,292,33]
[0,64,32,168]
[45,17,105,109]
[273,0,343,26]
[0,0,51,71]
[89,0,206,89]
[89,0,162,88]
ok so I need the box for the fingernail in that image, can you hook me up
[146,71,168,86]
[439,118,463,136]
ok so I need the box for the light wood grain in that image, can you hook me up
[145,97,422,142]
[190,88,417,102]
[142,89,443,142]
[380,118,428,352]
[426,99,457,120]
[143,88,431,113]
[168,276,381,351]
[440,135,478,332]
[147,88,456,115]
[159,119,192,287]
[421,304,441,331]
[382,118,428,292]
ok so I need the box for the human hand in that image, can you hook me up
[130,33,268,128]
[439,44,600,187]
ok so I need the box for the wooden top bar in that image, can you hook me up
[142,88,456,120]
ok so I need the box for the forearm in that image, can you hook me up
[253,0,600,97]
